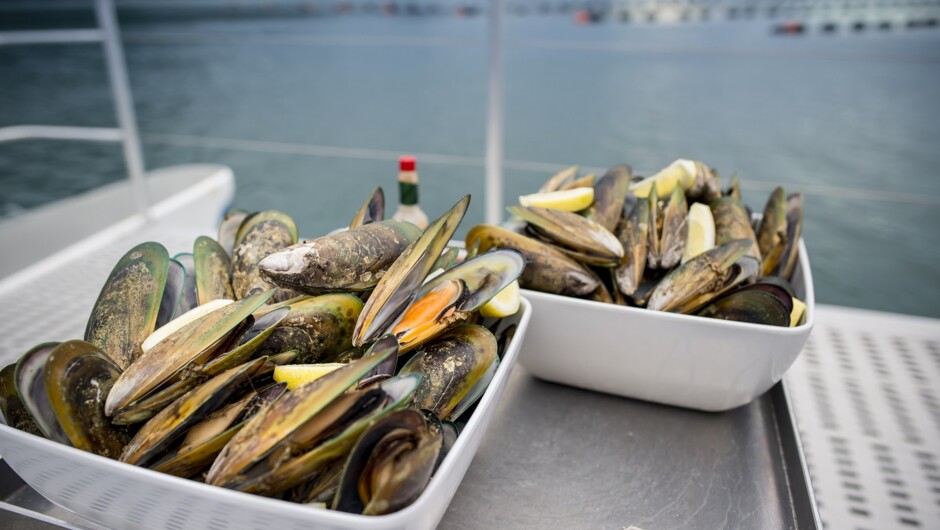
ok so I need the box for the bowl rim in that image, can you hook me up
[521,238,815,335]
[0,298,532,527]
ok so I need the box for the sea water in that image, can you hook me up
[0,9,938,317]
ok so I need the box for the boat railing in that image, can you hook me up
[0,0,150,219]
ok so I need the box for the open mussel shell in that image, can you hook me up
[589,165,632,234]
[43,340,130,458]
[229,373,421,496]
[711,197,761,263]
[773,193,803,281]
[350,186,385,229]
[647,239,756,313]
[647,186,688,271]
[206,335,399,489]
[218,209,249,257]
[725,173,742,200]
[0,363,42,436]
[399,324,498,421]
[121,357,268,467]
[172,252,199,317]
[697,289,791,327]
[231,210,298,300]
[194,236,235,304]
[117,302,287,426]
[508,206,623,267]
[105,290,274,423]
[14,342,68,443]
[615,198,649,296]
[254,294,363,363]
[151,382,287,478]
[84,241,169,370]
[465,224,601,297]
[538,165,579,193]
[259,220,422,294]
[332,408,443,516]
[354,196,470,348]
[757,187,788,277]
[391,250,525,353]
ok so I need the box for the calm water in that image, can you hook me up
[1,9,939,317]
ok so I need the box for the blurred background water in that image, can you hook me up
[1,1,939,317]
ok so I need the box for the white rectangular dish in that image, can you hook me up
[518,241,814,412]
[0,299,531,530]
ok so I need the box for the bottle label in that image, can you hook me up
[399,182,418,206]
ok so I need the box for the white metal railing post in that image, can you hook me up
[485,0,505,225]
[96,0,150,219]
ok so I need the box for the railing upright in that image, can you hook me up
[485,0,505,225]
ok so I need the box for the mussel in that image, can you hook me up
[259,220,422,294]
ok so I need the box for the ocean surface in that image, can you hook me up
[1,7,939,317]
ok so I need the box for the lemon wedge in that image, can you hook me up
[273,364,344,391]
[519,188,594,212]
[630,159,697,199]
[790,298,807,327]
[480,280,521,318]
[681,203,716,264]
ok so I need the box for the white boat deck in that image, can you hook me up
[0,170,937,530]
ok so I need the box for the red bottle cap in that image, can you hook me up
[399,155,416,171]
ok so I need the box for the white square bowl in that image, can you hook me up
[0,299,531,530]
[518,241,814,411]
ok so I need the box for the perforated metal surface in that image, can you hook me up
[0,224,204,367]
[787,305,940,530]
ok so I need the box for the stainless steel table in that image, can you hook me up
[1,365,817,530]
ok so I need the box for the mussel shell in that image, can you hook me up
[738,277,795,314]
[255,294,363,363]
[121,357,267,467]
[647,239,753,313]
[724,173,742,200]
[172,252,199,317]
[657,186,688,270]
[589,165,633,234]
[538,165,578,193]
[465,224,600,297]
[559,173,596,191]
[44,340,129,458]
[206,335,399,488]
[431,246,461,273]
[149,382,287,479]
[686,161,721,203]
[0,363,42,436]
[232,210,298,300]
[508,206,623,266]
[157,258,187,329]
[615,199,649,296]
[228,373,421,496]
[697,289,791,326]
[84,241,169,370]
[218,209,249,257]
[774,193,803,281]
[392,249,524,353]
[332,408,443,515]
[201,306,291,373]
[259,220,422,294]
[646,185,662,269]
[350,186,385,229]
[711,197,761,262]
[14,342,67,443]
[194,236,235,304]
[354,196,470,347]
[105,290,274,422]
[399,324,497,421]
[757,187,787,276]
